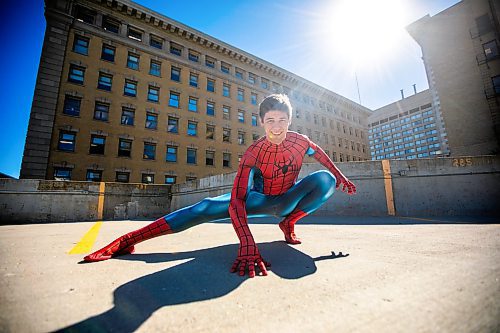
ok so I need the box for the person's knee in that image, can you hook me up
[310,171,336,199]
[190,198,212,215]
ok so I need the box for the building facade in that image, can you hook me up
[20,0,371,184]
[407,0,500,156]
[368,89,449,160]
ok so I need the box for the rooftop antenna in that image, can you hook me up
[413,84,417,95]
[400,89,405,99]
[355,72,362,105]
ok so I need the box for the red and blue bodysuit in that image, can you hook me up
[84,132,354,277]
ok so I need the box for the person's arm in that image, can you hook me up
[228,151,269,278]
[306,138,356,195]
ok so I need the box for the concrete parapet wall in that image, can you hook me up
[1,156,499,223]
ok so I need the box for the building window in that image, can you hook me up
[189,73,198,87]
[89,135,105,155]
[101,44,115,62]
[186,176,197,182]
[206,124,215,140]
[188,50,199,62]
[207,78,215,92]
[252,133,260,141]
[207,101,215,116]
[143,143,156,160]
[235,69,244,80]
[166,145,177,162]
[251,93,257,105]
[116,172,130,183]
[145,113,158,129]
[221,62,230,74]
[169,91,180,108]
[205,56,215,68]
[54,168,72,181]
[118,139,132,157]
[261,78,269,89]
[102,15,119,33]
[149,60,161,76]
[237,88,244,102]
[127,53,140,70]
[238,132,245,145]
[492,75,500,94]
[58,131,76,152]
[124,80,137,97]
[170,42,182,56]
[94,102,109,121]
[206,150,215,166]
[97,72,112,91]
[223,106,231,120]
[142,173,154,184]
[223,83,230,97]
[148,86,160,102]
[68,65,85,84]
[187,148,197,164]
[248,73,256,84]
[188,97,198,112]
[73,35,89,55]
[251,114,258,126]
[223,128,231,142]
[74,5,96,24]
[167,117,179,133]
[187,121,198,136]
[223,153,231,167]
[63,95,81,116]
[150,35,163,49]
[128,26,143,41]
[165,175,177,184]
[121,108,135,126]
[238,110,245,123]
[171,66,181,82]
[86,170,102,182]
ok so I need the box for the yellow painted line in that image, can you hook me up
[68,221,103,254]
[381,160,396,216]
[399,216,475,224]
[97,182,106,220]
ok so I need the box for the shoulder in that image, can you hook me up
[285,131,313,146]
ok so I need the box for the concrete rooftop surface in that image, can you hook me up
[0,216,499,333]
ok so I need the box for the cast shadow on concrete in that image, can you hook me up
[57,241,348,333]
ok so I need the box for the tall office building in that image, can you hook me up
[407,0,500,156]
[20,0,371,184]
[368,89,449,161]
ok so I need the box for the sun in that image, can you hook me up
[314,0,409,69]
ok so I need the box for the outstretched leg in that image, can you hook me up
[276,170,336,244]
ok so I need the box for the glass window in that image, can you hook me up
[251,93,257,105]
[206,150,215,166]
[73,35,89,55]
[237,88,244,102]
[127,53,139,70]
[187,121,198,136]
[97,72,112,91]
[166,146,177,162]
[75,5,95,24]
[207,101,215,116]
[54,168,72,181]
[145,113,158,129]
[149,60,161,76]
[68,65,85,84]
[188,50,199,62]
[189,73,198,87]
[238,132,245,145]
[188,97,198,112]
[223,106,230,120]
[118,139,132,157]
[101,44,115,62]
[206,125,215,140]
[168,92,180,107]
[171,66,181,82]
[223,83,230,97]
[150,35,163,49]
[235,69,244,80]
[252,133,260,141]
[187,148,197,164]
[116,172,129,183]
[121,108,135,126]
[165,175,177,184]
[86,170,102,182]
[142,174,154,184]
[261,78,269,89]
[483,40,498,60]
[128,26,142,41]
[492,75,500,94]
[148,86,159,102]
[124,80,137,97]
[170,43,182,56]
[221,63,230,74]
[248,73,256,84]
[205,56,215,68]
[186,176,197,182]
[143,143,156,160]
[167,117,179,133]
[94,102,109,121]
[251,114,258,126]
[89,135,105,154]
[63,95,81,116]
[207,78,215,92]
[58,131,76,152]
[223,128,231,142]
[238,110,245,123]
[223,153,231,167]
[102,16,119,33]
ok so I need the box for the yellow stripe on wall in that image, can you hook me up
[382,160,396,216]
[97,181,105,220]
[68,221,103,254]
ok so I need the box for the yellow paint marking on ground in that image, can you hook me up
[68,221,103,255]
[399,216,472,224]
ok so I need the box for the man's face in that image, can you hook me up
[260,110,291,145]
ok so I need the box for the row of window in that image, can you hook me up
[54,167,185,184]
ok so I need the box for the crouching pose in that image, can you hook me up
[84,94,356,277]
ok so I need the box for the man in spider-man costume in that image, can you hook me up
[84,94,356,278]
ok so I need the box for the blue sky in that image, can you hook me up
[0,0,459,178]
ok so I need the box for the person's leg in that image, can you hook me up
[275,170,336,244]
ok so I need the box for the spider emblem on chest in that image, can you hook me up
[273,155,299,177]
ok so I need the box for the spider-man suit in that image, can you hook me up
[84,132,355,277]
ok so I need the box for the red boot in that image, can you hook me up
[84,218,172,262]
[279,209,307,245]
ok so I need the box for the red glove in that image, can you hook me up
[336,176,356,195]
[230,242,270,278]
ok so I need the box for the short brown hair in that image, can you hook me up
[259,94,292,121]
